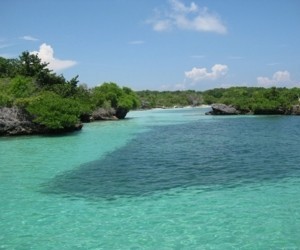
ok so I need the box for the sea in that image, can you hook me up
[1,107,300,249]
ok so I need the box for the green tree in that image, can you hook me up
[9,76,36,99]
[91,82,139,110]
[26,92,82,129]
[0,78,13,107]
[0,57,19,78]
[92,82,123,108]
[121,87,140,109]
[17,51,50,78]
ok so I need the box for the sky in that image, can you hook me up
[1,0,300,91]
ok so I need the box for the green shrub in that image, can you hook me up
[26,92,81,129]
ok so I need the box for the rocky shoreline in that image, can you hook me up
[90,107,128,121]
[0,107,128,136]
[206,103,300,115]
[0,107,83,136]
[0,107,38,136]
[1,104,299,136]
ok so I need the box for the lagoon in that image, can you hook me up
[1,107,300,249]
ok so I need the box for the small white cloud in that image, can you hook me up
[273,71,290,82]
[153,20,172,31]
[31,43,77,71]
[257,77,271,86]
[148,0,227,34]
[257,70,291,87]
[190,55,205,59]
[267,62,280,66]
[20,35,39,41]
[188,13,226,33]
[170,0,198,13]
[129,40,145,45]
[185,64,228,82]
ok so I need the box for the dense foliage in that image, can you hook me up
[26,92,82,129]
[91,83,139,111]
[1,52,299,133]
[0,52,139,130]
[202,87,300,114]
[136,87,300,114]
[137,90,203,108]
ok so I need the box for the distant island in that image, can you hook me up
[1,52,300,136]
[136,87,300,115]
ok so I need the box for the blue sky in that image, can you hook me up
[1,0,300,90]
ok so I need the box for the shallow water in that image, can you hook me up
[1,108,300,249]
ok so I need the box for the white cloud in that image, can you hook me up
[257,70,291,87]
[273,71,291,82]
[148,0,227,34]
[31,43,77,71]
[185,64,228,82]
[153,20,172,31]
[20,35,39,41]
[129,40,145,45]
[170,0,198,13]
[267,62,280,66]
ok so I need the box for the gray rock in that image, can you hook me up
[0,107,83,136]
[91,108,117,121]
[0,107,40,135]
[91,107,129,120]
[290,105,300,115]
[206,103,240,115]
[116,107,129,119]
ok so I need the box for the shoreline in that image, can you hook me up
[1,104,299,137]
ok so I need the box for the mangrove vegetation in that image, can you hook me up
[137,87,300,114]
[1,52,300,135]
[0,52,139,132]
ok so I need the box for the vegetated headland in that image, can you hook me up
[137,87,300,115]
[0,52,139,136]
[1,52,300,136]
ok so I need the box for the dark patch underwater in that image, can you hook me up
[41,116,300,200]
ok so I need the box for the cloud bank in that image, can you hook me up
[149,0,227,34]
[257,70,291,87]
[31,43,77,71]
[185,64,228,82]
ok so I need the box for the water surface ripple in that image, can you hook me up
[2,109,300,249]
[43,115,300,199]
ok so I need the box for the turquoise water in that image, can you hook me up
[1,108,300,249]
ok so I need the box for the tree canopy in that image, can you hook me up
[0,52,139,131]
[136,87,300,114]
[1,51,299,134]
[136,90,203,108]
[202,86,300,114]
